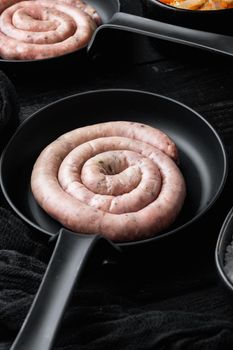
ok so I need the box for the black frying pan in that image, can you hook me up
[1,0,233,71]
[0,89,227,350]
[143,0,233,36]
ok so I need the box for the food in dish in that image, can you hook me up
[159,0,233,10]
[0,0,101,60]
[31,121,186,242]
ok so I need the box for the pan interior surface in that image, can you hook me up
[88,0,120,23]
[0,89,227,245]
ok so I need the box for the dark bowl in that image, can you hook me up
[142,0,233,35]
[216,207,233,293]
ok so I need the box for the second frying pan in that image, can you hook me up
[1,0,233,72]
[0,89,227,349]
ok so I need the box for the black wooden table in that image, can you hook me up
[1,0,233,349]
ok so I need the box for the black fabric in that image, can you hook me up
[0,71,19,152]
[1,206,233,349]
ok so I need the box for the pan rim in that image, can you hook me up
[0,88,228,247]
[215,207,233,292]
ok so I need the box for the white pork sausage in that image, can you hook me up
[31,121,186,242]
[0,0,100,59]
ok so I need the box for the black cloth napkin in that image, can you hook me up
[1,206,233,350]
[0,71,19,153]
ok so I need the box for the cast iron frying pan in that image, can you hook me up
[1,0,233,70]
[0,89,227,350]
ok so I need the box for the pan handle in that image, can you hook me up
[10,229,119,350]
[88,12,233,57]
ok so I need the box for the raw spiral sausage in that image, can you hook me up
[31,121,186,242]
[0,0,100,60]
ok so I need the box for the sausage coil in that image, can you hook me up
[0,0,100,60]
[31,121,186,242]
